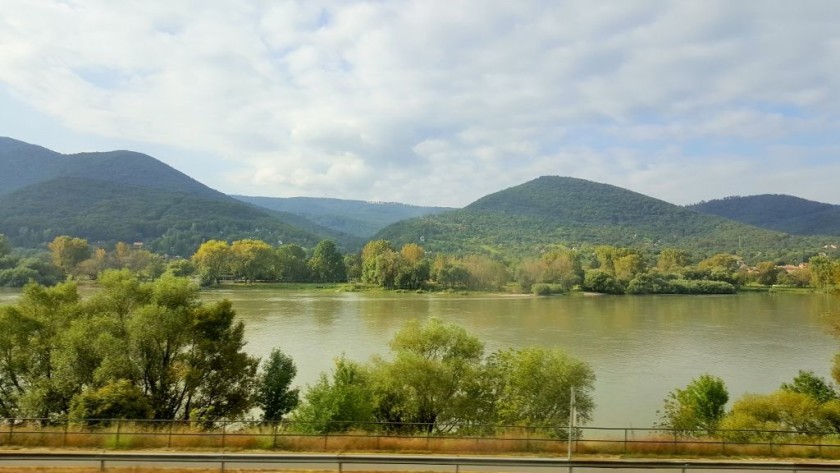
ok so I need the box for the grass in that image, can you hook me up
[3,422,840,461]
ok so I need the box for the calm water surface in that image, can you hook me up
[2,287,838,427]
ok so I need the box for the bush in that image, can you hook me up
[582,270,624,294]
[532,284,552,296]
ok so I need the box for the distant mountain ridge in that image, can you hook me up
[234,195,451,238]
[376,176,828,259]
[687,194,840,236]
[0,137,359,254]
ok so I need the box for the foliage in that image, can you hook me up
[780,370,837,403]
[688,194,840,237]
[376,176,828,263]
[658,374,728,435]
[192,240,231,285]
[0,273,261,422]
[719,391,829,440]
[582,270,624,294]
[48,235,91,278]
[308,240,347,283]
[486,347,595,431]
[257,349,300,422]
[230,239,276,282]
[68,380,153,425]
[292,357,376,433]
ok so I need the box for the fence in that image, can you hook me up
[2,418,840,459]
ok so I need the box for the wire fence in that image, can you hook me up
[2,418,840,459]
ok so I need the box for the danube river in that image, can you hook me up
[2,287,838,427]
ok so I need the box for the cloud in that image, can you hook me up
[1,0,839,206]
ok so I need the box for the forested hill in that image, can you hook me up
[375,176,829,260]
[0,137,358,254]
[0,137,221,199]
[234,195,452,238]
[687,194,840,236]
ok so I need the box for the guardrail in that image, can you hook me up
[2,452,840,472]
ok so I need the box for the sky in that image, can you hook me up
[1,0,840,207]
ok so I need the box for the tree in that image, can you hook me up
[755,261,781,286]
[276,244,311,282]
[257,349,300,422]
[308,240,346,283]
[541,248,583,290]
[230,239,276,283]
[0,281,82,418]
[781,370,837,403]
[486,347,595,432]
[48,236,92,278]
[0,234,10,257]
[192,240,231,285]
[658,374,728,435]
[375,318,485,432]
[68,380,153,425]
[293,357,375,433]
[657,248,691,273]
[360,240,395,284]
[582,270,624,294]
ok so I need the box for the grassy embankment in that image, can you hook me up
[2,423,840,461]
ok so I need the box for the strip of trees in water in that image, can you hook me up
[2,232,837,295]
[0,274,593,432]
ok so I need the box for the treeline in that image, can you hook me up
[0,275,593,431]
[4,231,834,295]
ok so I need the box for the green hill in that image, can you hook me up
[234,195,451,238]
[687,195,840,236]
[0,138,360,255]
[376,176,830,261]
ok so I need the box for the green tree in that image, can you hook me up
[308,240,346,283]
[0,281,82,417]
[582,270,624,294]
[658,374,728,435]
[781,370,837,403]
[293,357,375,433]
[486,347,595,431]
[541,247,583,290]
[68,380,153,425]
[257,349,300,422]
[375,318,485,432]
[276,244,311,282]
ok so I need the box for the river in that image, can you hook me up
[2,287,838,427]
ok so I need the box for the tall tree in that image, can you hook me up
[257,349,299,422]
[308,240,346,283]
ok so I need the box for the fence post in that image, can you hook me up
[7,421,12,446]
[623,429,628,454]
[115,419,122,448]
[672,430,678,455]
[272,422,278,450]
[221,422,226,451]
[819,434,823,456]
[63,420,68,448]
[167,421,173,449]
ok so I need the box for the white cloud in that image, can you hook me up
[1,0,840,206]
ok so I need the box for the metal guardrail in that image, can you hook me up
[2,452,840,472]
